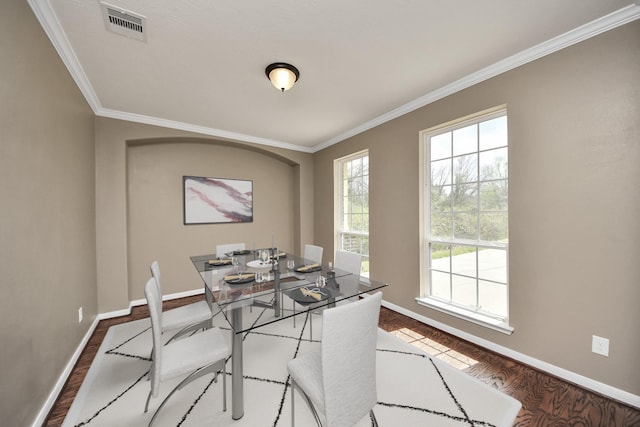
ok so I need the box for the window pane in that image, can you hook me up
[430,243,451,273]
[479,147,507,180]
[431,184,451,212]
[431,132,451,160]
[453,124,477,156]
[479,180,508,211]
[357,213,366,232]
[453,154,477,184]
[452,183,477,211]
[479,212,508,242]
[479,280,507,318]
[361,235,369,256]
[478,249,507,283]
[479,116,507,151]
[346,178,356,196]
[451,246,476,276]
[431,271,451,300]
[431,159,451,186]
[454,212,478,240]
[431,212,451,238]
[452,275,477,308]
[345,213,353,230]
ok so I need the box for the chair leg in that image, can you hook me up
[290,377,295,427]
[370,409,379,427]
[222,360,227,412]
[144,390,152,413]
[147,360,226,426]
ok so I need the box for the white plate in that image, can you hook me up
[246,259,272,269]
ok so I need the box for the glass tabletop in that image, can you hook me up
[190,250,388,333]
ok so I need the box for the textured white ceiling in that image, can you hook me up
[31,0,638,152]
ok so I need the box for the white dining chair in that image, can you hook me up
[144,277,230,426]
[300,250,363,339]
[333,250,362,304]
[287,292,382,427]
[150,261,213,343]
[303,244,324,264]
[288,242,323,337]
[216,242,246,257]
[334,250,362,275]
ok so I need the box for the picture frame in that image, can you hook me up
[183,176,253,224]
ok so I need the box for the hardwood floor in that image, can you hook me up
[45,296,639,426]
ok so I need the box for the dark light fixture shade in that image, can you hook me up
[265,62,300,92]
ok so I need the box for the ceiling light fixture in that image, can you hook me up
[265,63,300,92]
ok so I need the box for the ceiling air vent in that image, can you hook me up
[100,2,146,41]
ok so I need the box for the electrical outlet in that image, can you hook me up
[78,306,83,323]
[592,335,609,356]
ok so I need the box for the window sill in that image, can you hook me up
[415,297,514,335]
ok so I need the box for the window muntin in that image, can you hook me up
[424,110,508,323]
[336,151,369,275]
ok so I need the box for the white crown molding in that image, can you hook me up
[312,3,640,152]
[29,1,640,154]
[98,108,315,153]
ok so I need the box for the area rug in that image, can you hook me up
[63,302,521,427]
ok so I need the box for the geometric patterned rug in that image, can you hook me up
[63,302,521,427]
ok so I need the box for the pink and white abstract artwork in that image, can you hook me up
[183,176,253,224]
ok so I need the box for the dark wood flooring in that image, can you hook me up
[45,295,640,426]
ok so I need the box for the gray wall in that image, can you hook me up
[0,1,96,426]
[314,21,640,395]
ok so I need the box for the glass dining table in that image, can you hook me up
[190,249,388,420]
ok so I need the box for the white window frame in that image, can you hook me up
[334,149,369,276]
[418,106,513,334]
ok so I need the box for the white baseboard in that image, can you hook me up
[99,287,205,320]
[31,316,100,427]
[381,299,640,409]
[34,287,206,426]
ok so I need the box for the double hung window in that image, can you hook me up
[421,107,510,331]
[335,150,369,276]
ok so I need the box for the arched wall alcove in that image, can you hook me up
[125,136,302,300]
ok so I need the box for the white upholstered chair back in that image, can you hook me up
[321,292,381,426]
[334,250,362,275]
[150,261,162,296]
[216,243,246,257]
[334,251,362,303]
[303,244,324,264]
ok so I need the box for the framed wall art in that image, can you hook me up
[183,176,253,224]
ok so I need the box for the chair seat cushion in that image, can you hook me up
[161,300,212,332]
[160,327,229,382]
[287,349,325,413]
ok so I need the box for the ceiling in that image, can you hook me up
[30,0,639,152]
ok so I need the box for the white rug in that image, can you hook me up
[63,303,521,427]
